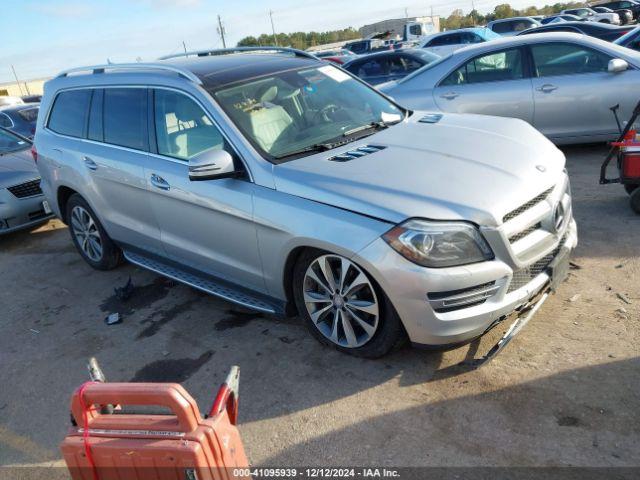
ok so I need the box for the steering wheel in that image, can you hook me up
[311,104,341,123]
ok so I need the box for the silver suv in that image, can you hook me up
[35,48,577,358]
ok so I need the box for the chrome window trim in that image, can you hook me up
[42,84,254,182]
[0,112,15,128]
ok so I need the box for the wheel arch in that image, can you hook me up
[56,185,78,223]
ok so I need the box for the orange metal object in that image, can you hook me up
[61,382,249,480]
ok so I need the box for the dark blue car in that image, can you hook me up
[0,103,39,139]
[342,49,440,86]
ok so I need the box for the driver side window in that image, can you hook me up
[154,89,228,161]
[531,43,612,77]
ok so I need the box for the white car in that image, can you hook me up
[561,7,621,24]
[420,27,502,56]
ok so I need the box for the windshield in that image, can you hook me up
[212,65,405,162]
[0,127,30,155]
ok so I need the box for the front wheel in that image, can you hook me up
[66,194,122,270]
[292,249,405,358]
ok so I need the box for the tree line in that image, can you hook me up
[237,28,361,50]
[441,2,587,30]
[236,3,592,49]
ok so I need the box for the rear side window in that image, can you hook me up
[103,88,148,151]
[18,107,39,123]
[47,89,91,137]
[491,21,514,34]
[0,113,13,127]
[429,33,461,47]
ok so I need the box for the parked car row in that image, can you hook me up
[379,33,639,145]
[0,126,54,235]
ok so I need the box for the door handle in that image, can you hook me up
[83,156,98,170]
[150,174,170,191]
[440,92,459,100]
[536,84,558,93]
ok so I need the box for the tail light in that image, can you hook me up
[622,152,640,180]
[30,145,38,163]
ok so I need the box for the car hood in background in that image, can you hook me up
[0,148,39,187]
[273,112,565,227]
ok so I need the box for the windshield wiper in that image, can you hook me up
[274,142,337,160]
[274,121,393,161]
[343,121,389,138]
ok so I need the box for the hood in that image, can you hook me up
[0,148,39,187]
[273,112,565,227]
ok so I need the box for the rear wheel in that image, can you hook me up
[624,184,638,195]
[292,249,405,358]
[66,194,122,270]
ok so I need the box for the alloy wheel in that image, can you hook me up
[303,254,379,348]
[70,205,103,262]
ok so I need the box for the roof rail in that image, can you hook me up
[158,46,319,61]
[55,63,203,85]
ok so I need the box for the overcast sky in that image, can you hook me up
[2,0,546,83]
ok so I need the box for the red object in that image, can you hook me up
[209,366,240,425]
[61,381,248,480]
[622,152,640,180]
[30,145,38,163]
[323,57,346,65]
[77,381,100,480]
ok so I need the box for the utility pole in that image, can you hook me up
[10,65,24,96]
[269,10,278,46]
[182,41,188,55]
[405,7,409,19]
[217,15,227,48]
[470,0,476,24]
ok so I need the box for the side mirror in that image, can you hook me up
[608,58,629,73]
[188,149,239,181]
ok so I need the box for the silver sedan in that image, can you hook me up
[381,33,640,144]
[0,127,54,234]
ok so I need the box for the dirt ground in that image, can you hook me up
[0,144,638,470]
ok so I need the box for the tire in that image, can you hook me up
[624,184,638,195]
[292,249,406,358]
[631,188,640,214]
[66,194,122,270]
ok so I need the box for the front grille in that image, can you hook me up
[507,235,566,293]
[509,222,541,243]
[7,179,43,198]
[503,187,553,223]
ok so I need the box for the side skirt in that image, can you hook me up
[122,249,284,315]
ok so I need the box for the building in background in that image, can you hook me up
[0,78,48,98]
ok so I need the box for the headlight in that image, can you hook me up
[382,219,493,268]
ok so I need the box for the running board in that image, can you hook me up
[123,250,278,314]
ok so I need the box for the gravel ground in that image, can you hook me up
[0,144,638,470]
